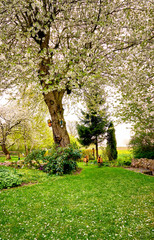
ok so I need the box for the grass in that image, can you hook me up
[0,163,153,240]
[0,156,25,162]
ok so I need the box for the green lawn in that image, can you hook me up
[0,155,25,162]
[0,163,153,240]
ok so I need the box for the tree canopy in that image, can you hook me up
[0,0,153,146]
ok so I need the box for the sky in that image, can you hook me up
[114,123,132,147]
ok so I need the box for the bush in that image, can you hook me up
[24,146,81,175]
[130,132,154,159]
[123,160,131,166]
[88,160,96,164]
[81,149,95,160]
[133,149,153,159]
[0,168,22,190]
[100,147,108,161]
[24,149,46,168]
[43,146,81,175]
[115,158,131,167]
[103,161,110,167]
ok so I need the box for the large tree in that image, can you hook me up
[0,0,153,147]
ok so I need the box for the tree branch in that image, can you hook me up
[6,120,22,137]
[104,36,154,57]
[91,0,102,33]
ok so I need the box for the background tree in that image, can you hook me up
[0,102,54,158]
[9,116,54,155]
[77,111,107,159]
[0,107,25,159]
[106,122,118,161]
[7,120,32,156]
[109,49,153,158]
[0,0,153,147]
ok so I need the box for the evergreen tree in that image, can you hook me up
[77,111,107,159]
[106,122,118,161]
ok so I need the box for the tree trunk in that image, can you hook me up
[38,33,70,147]
[25,145,29,156]
[43,90,70,147]
[1,144,11,160]
[95,136,98,160]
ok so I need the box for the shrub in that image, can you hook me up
[103,162,110,167]
[0,168,22,190]
[81,149,95,160]
[123,160,131,166]
[129,132,154,159]
[133,149,154,159]
[100,147,108,161]
[24,149,46,168]
[43,146,81,175]
[88,160,95,164]
[112,158,132,167]
[24,146,81,175]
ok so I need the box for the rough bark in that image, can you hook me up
[37,30,70,147]
[43,90,70,147]
[1,144,11,160]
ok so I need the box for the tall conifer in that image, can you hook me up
[106,122,118,161]
[77,111,107,159]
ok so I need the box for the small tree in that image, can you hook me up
[77,111,107,159]
[106,122,118,161]
[0,111,22,159]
